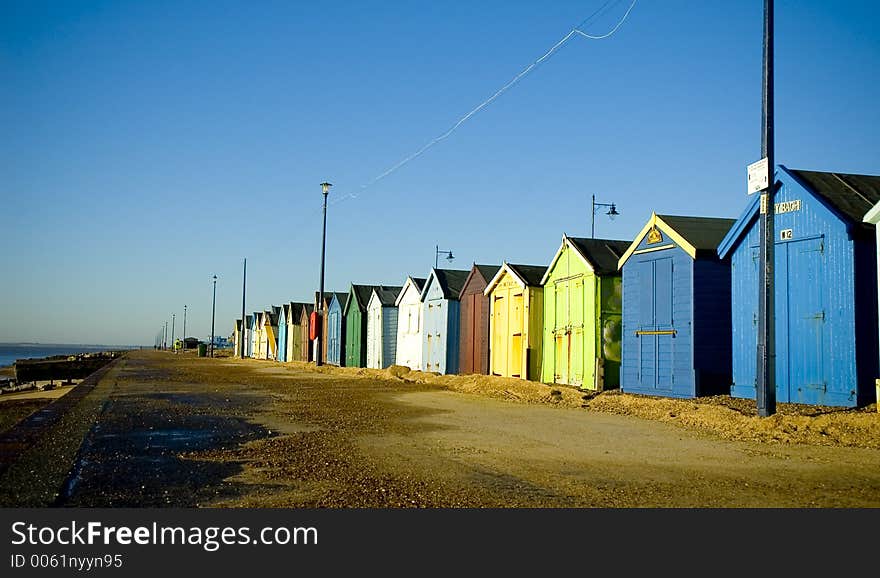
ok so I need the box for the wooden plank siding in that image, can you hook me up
[458,265,499,375]
[719,166,880,406]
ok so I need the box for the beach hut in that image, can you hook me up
[233,319,244,358]
[484,263,547,380]
[319,292,346,364]
[618,213,735,399]
[285,302,308,362]
[394,277,427,370]
[344,284,377,368]
[421,268,470,374]
[718,167,880,407]
[366,286,403,369]
[277,304,290,362]
[258,306,280,360]
[540,236,630,390]
[458,264,501,375]
[326,293,349,366]
[269,305,281,360]
[299,303,315,362]
[249,312,260,358]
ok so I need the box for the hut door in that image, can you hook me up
[784,238,826,403]
[511,293,524,378]
[637,258,674,391]
[553,283,569,384]
[570,279,584,387]
[492,295,506,376]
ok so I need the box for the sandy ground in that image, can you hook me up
[1,349,872,508]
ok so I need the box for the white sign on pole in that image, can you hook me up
[747,157,769,194]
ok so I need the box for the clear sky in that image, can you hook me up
[1,0,877,346]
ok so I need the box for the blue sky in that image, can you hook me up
[1,0,877,345]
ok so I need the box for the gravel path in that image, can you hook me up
[3,349,873,508]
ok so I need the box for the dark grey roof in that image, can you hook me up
[267,307,280,326]
[475,264,501,284]
[290,302,307,323]
[300,303,314,319]
[410,277,427,292]
[790,168,880,229]
[506,264,547,286]
[324,292,348,309]
[431,269,471,300]
[568,237,631,275]
[657,215,736,256]
[349,284,377,312]
[373,285,403,306]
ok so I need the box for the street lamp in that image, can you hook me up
[182,305,187,352]
[434,244,454,269]
[171,313,176,352]
[210,274,217,358]
[591,194,619,239]
[316,181,332,366]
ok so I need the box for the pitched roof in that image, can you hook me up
[371,285,403,306]
[425,268,470,300]
[618,213,736,268]
[506,264,548,286]
[349,284,378,313]
[395,276,428,306]
[475,264,501,283]
[486,262,547,294]
[567,237,631,276]
[289,302,307,322]
[461,263,501,294]
[789,168,880,228]
[326,292,348,309]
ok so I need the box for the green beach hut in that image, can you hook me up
[540,235,630,391]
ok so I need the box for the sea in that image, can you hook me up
[0,343,142,368]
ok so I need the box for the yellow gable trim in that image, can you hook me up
[484,263,526,296]
[617,213,698,269]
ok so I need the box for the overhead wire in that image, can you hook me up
[324,0,639,209]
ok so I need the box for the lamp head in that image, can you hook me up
[320,182,333,194]
[607,203,619,219]
[446,251,454,262]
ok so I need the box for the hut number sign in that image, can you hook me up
[780,228,793,240]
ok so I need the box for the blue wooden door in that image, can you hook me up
[636,258,674,391]
[327,309,339,365]
[786,237,825,403]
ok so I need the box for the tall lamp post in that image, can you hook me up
[171,313,176,352]
[163,321,168,350]
[591,194,619,238]
[434,245,454,269]
[316,182,332,366]
[182,305,187,352]
[210,274,218,358]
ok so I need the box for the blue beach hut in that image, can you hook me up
[326,293,347,366]
[277,304,290,362]
[421,268,470,374]
[618,213,735,398]
[718,166,880,407]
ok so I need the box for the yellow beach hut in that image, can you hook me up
[484,263,547,380]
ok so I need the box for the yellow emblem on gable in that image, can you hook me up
[647,226,663,244]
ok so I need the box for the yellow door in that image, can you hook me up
[510,292,524,378]
[492,295,506,376]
